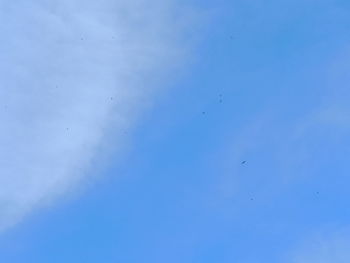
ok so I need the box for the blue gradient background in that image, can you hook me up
[1,0,350,262]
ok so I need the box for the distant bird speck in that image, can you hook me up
[241,161,246,164]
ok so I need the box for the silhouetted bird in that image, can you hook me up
[241,161,246,164]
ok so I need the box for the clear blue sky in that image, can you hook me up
[1,0,350,262]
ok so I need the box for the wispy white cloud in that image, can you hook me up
[288,229,350,263]
[0,0,195,230]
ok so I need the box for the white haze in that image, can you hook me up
[0,0,192,230]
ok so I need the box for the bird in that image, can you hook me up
[241,161,246,164]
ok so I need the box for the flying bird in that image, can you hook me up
[241,161,246,164]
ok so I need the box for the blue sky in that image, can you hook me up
[1,0,350,262]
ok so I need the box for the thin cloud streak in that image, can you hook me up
[288,229,350,263]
